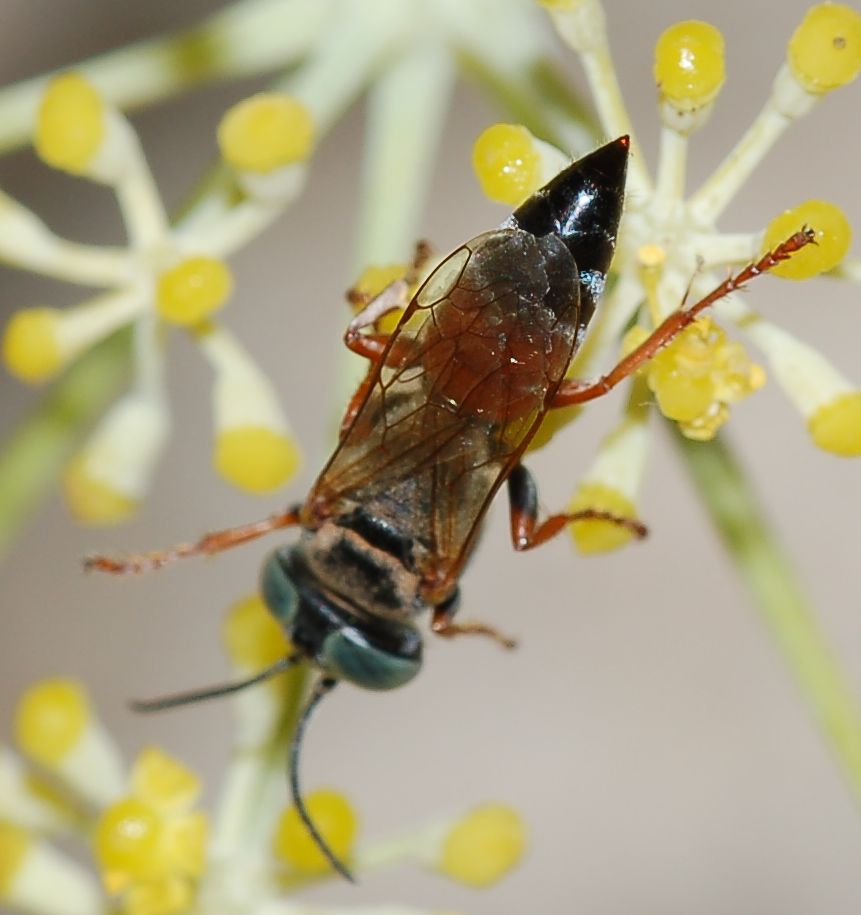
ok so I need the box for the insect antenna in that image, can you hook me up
[130,653,303,713]
[288,676,355,882]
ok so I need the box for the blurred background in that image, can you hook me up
[2,1,861,912]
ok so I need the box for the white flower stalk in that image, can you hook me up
[0,823,103,915]
[0,747,76,834]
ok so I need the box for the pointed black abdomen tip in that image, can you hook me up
[510,136,629,330]
[511,134,628,264]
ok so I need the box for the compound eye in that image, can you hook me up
[260,551,300,631]
[322,626,421,692]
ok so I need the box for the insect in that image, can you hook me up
[88,135,813,880]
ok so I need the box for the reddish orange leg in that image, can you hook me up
[84,506,302,575]
[508,464,647,551]
[431,605,517,650]
[343,239,434,361]
[552,228,815,408]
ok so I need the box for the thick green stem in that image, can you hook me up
[673,429,861,809]
[0,331,130,557]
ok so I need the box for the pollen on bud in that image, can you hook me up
[0,822,31,896]
[439,804,525,887]
[63,454,139,524]
[14,679,90,767]
[131,749,201,815]
[808,391,861,456]
[646,317,765,438]
[223,594,291,670]
[124,877,194,915]
[274,789,358,874]
[156,257,233,326]
[569,483,640,554]
[2,308,64,384]
[95,798,164,887]
[35,73,105,174]
[472,123,542,206]
[763,200,852,279]
[218,93,315,173]
[214,426,301,494]
[95,749,207,910]
[788,3,861,93]
[654,20,726,110]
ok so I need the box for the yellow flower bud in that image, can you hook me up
[124,876,193,915]
[788,3,861,93]
[808,391,861,456]
[131,748,201,815]
[654,21,725,110]
[472,124,542,206]
[156,257,233,326]
[218,93,315,173]
[15,679,89,767]
[2,308,64,384]
[213,426,301,493]
[439,804,525,887]
[223,594,291,670]
[95,797,165,887]
[763,200,852,279]
[35,73,105,174]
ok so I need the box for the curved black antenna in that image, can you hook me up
[288,677,355,882]
[130,653,302,713]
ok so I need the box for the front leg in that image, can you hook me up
[507,464,646,551]
[85,505,302,575]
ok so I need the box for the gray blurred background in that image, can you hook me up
[2,1,861,912]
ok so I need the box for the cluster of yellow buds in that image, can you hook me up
[473,1,861,554]
[1,75,317,523]
[0,593,526,915]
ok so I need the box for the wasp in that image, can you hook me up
[88,136,813,880]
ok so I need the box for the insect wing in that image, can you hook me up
[310,229,581,592]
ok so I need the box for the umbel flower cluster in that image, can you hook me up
[472,0,861,553]
[0,0,857,547]
[0,594,525,914]
[1,77,313,522]
[1,1,860,914]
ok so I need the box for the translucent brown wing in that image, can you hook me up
[307,228,581,596]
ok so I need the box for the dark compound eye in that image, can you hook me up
[260,550,300,630]
[321,625,422,691]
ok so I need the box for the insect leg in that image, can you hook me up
[343,279,408,360]
[85,505,302,575]
[343,240,434,361]
[430,607,517,650]
[508,464,647,551]
[551,228,815,408]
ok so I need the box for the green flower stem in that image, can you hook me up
[0,0,331,155]
[0,331,130,557]
[673,428,861,809]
